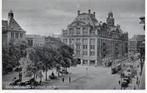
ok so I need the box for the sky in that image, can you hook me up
[2,0,145,38]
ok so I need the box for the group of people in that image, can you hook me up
[62,76,71,83]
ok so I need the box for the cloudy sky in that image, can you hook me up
[2,0,145,38]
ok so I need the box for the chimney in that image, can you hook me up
[93,12,95,17]
[77,10,80,15]
[88,9,91,14]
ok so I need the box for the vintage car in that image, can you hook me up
[121,78,129,88]
[111,63,121,74]
[9,79,21,86]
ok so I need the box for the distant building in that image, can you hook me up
[129,35,145,53]
[26,35,45,47]
[61,10,128,66]
[2,10,26,47]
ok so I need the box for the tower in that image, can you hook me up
[106,12,114,27]
[8,10,14,20]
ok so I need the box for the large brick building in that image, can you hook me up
[61,10,128,65]
[2,10,26,47]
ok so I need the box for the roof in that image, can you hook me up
[8,18,24,31]
[2,10,25,32]
[68,12,98,27]
[2,20,8,27]
[130,35,145,41]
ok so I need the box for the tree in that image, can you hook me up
[57,45,74,71]
[34,46,56,81]
[2,40,28,74]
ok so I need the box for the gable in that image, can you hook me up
[8,18,24,31]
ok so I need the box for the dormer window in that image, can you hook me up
[76,27,81,35]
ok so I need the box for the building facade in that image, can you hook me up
[26,35,45,47]
[128,35,145,54]
[2,10,26,47]
[61,10,128,66]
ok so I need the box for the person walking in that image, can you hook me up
[134,86,136,90]
[118,80,121,85]
[19,72,22,81]
[69,76,71,83]
[113,86,116,89]
[62,77,64,83]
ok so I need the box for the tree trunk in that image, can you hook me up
[34,73,36,81]
[65,67,67,72]
[45,69,47,81]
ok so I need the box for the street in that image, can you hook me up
[3,57,144,90]
[3,65,121,89]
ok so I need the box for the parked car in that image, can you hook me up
[123,77,131,83]
[9,79,21,86]
[111,63,121,74]
[59,69,69,75]
[121,77,130,89]
[121,80,129,89]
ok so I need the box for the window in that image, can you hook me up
[83,60,88,64]
[90,51,95,56]
[76,44,80,49]
[83,45,88,49]
[90,38,95,44]
[15,33,19,38]
[11,32,14,38]
[20,33,23,38]
[90,30,95,35]
[103,48,106,51]
[83,38,88,44]
[90,60,95,65]
[76,50,80,55]
[83,51,88,56]
[90,45,95,49]
[69,39,74,44]
[76,38,80,42]
[83,27,88,35]
[69,39,72,44]
[63,39,67,43]
[76,27,81,35]
[63,30,68,36]
[69,28,74,35]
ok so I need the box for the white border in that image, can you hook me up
[0,0,146,93]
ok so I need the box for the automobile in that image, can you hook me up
[121,80,129,89]
[111,63,121,74]
[123,77,130,83]
[9,79,21,86]
[59,69,69,74]
[121,78,130,89]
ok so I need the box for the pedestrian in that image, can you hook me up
[19,72,22,81]
[113,87,116,89]
[62,77,64,82]
[69,76,71,83]
[137,77,138,81]
[134,86,136,90]
[86,67,88,70]
[118,80,120,85]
